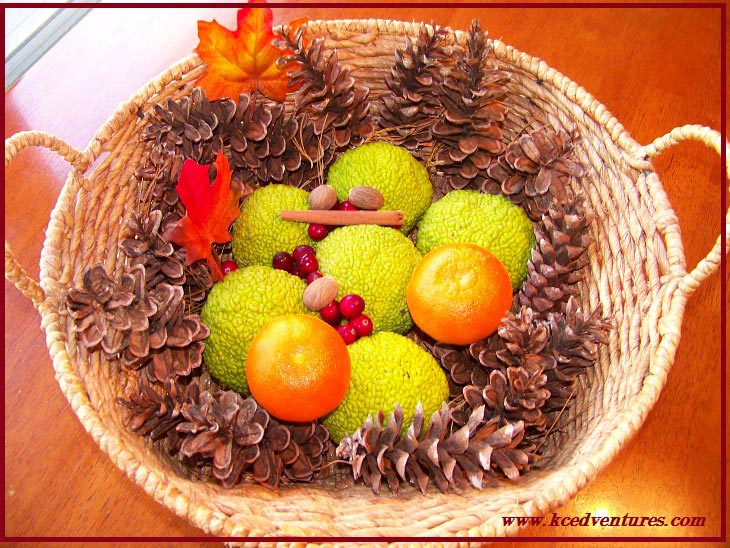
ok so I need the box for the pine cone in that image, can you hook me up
[67,262,209,383]
[120,371,223,474]
[518,198,595,317]
[488,126,585,220]
[459,308,556,430]
[132,146,186,217]
[141,87,233,166]
[66,264,156,355]
[464,366,551,432]
[429,340,490,395]
[276,24,375,186]
[495,306,555,371]
[337,403,531,494]
[230,94,312,188]
[122,282,210,383]
[542,297,611,411]
[176,391,330,489]
[432,19,509,195]
[136,88,235,223]
[121,376,190,441]
[121,210,186,288]
[378,23,450,152]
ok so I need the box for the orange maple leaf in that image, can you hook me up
[195,6,305,102]
[164,151,240,282]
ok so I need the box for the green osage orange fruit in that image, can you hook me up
[323,331,449,443]
[326,141,433,233]
[416,190,535,290]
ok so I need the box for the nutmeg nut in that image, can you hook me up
[302,276,340,311]
[308,184,339,210]
[348,186,385,210]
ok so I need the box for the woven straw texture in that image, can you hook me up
[5,19,729,542]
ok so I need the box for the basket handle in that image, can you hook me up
[641,124,730,297]
[4,131,91,310]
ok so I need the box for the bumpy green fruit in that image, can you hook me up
[323,331,450,443]
[200,266,313,394]
[416,190,535,290]
[316,224,422,334]
[327,141,433,233]
[231,184,315,267]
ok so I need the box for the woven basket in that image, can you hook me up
[5,19,729,541]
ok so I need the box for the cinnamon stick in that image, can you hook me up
[280,209,404,226]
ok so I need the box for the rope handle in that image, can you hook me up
[4,131,92,310]
[642,124,729,297]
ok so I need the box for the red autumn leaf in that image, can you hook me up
[195,6,306,102]
[165,151,240,282]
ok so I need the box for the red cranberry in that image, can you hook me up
[292,245,316,263]
[319,300,342,325]
[221,260,238,275]
[349,314,373,338]
[336,323,358,345]
[298,255,319,274]
[339,293,365,319]
[308,223,329,241]
[305,271,323,285]
[272,251,295,272]
[337,200,360,211]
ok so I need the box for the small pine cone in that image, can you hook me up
[120,210,186,289]
[518,199,595,317]
[464,365,550,432]
[120,376,188,440]
[379,23,450,151]
[489,127,585,220]
[121,282,209,383]
[227,94,322,190]
[495,307,556,372]
[141,87,231,166]
[277,25,375,155]
[66,264,156,356]
[432,19,509,194]
[337,402,531,495]
[119,372,221,456]
[538,297,610,414]
[176,391,266,487]
[133,146,186,216]
[548,296,611,382]
[176,392,329,489]
[429,341,489,395]
[229,93,285,186]
[136,89,235,223]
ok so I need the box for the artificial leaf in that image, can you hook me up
[195,6,306,102]
[164,151,240,281]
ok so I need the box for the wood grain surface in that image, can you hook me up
[4,4,727,545]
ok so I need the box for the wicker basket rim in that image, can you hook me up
[5,16,728,542]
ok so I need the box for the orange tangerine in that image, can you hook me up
[406,243,513,345]
[246,314,351,422]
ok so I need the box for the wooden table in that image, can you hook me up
[4,5,726,545]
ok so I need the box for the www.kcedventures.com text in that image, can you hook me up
[503,512,706,528]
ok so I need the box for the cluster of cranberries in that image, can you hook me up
[272,244,323,283]
[306,200,360,242]
[272,244,372,344]
[323,294,373,344]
